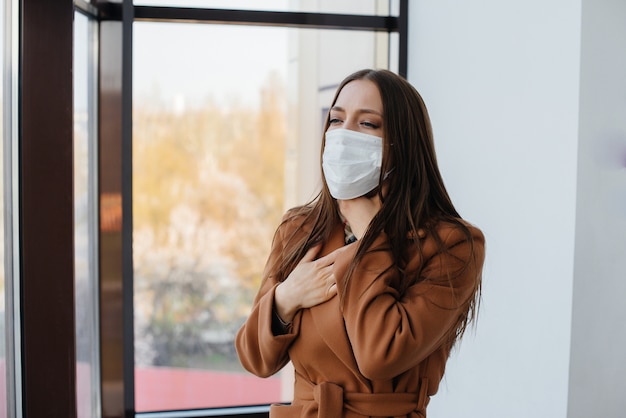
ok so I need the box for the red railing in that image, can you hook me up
[1,361,281,415]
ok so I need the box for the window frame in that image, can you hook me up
[3,0,21,416]
[73,7,102,418]
[13,0,77,417]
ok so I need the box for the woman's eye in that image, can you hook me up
[361,121,379,129]
[329,118,342,125]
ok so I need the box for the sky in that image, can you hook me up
[133,21,288,110]
[133,0,290,110]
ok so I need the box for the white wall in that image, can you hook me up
[407,1,583,417]
[568,0,626,417]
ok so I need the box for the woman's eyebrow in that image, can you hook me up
[359,109,383,116]
[330,105,382,116]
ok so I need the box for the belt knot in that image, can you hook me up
[309,380,423,417]
[313,381,344,417]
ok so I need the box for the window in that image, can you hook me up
[0,0,409,415]
[131,2,402,414]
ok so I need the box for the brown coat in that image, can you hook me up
[236,213,485,418]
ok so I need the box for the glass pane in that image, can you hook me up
[133,21,390,411]
[74,11,100,418]
[132,0,397,16]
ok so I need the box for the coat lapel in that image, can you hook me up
[311,225,370,387]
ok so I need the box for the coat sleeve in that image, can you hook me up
[234,217,302,378]
[334,223,485,381]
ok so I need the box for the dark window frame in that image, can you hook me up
[17,0,77,417]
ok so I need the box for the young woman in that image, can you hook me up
[236,69,485,418]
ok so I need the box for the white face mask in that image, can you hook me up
[322,128,383,200]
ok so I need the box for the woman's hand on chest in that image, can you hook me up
[274,244,345,324]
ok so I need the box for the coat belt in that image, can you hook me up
[297,376,427,417]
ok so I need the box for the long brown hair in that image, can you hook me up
[273,69,480,344]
